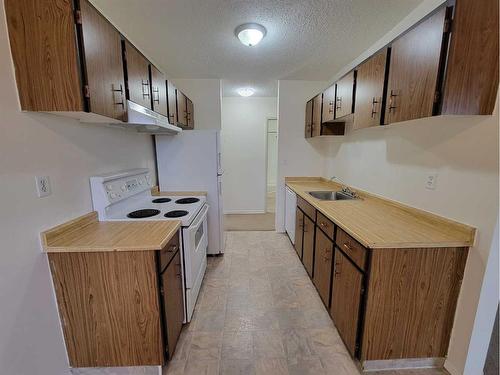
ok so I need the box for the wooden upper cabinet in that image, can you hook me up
[322,85,336,123]
[312,94,323,137]
[5,0,84,112]
[441,0,499,115]
[124,41,152,109]
[176,91,188,128]
[305,100,313,138]
[353,49,388,130]
[79,0,126,121]
[330,248,363,356]
[385,7,447,124]
[167,81,178,125]
[150,66,168,117]
[186,98,194,129]
[335,72,355,119]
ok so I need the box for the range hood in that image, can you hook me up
[123,100,182,135]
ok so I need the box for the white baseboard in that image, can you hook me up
[224,209,266,214]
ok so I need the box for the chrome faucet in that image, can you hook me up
[330,176,359,198]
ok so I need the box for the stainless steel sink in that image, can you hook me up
[308,191,356,201]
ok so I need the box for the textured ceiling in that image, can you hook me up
[91,0,422,92]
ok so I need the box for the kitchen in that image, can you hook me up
[0,1,498,375]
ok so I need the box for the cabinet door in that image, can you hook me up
[385,7,446,124]
[176,91,188,127]
[294,208,304,258]
[311,94,322,137]
[125,41,151,109]
[322,85,335,123]
[335,72,355,119]
[167,81,178,125]
[302,215,315,276]
[305,100,313,138]
[353,49,387,130]
[313,228,333,306]
[80,0,126,121]
[186,98,194,129]
[150,66,168,117]
[162,251,184,359]
[330,249,363,356]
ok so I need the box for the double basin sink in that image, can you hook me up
[308,190,357,201]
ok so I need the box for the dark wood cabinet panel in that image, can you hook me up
[361,247,468,361]
[385,7,446,124]
[441,0,499,115]
[335,72,355,119]
[294,208,304,258]
[317,212,334,239]
[353,49,388,130]
[5,0,84,112]
[186,98,195,129]
[176,91,188,128]
[313,229,333,306]
[125,41,152,109]
[311,94,323,137]
[305,100,313,138]
[336,228,367,271]
[322,85,336,123]
[150,66,168,117]
[162,251,184,359]
[80,0,126,121]
[48,251,163,367]
[302,215,315,277]
[297,196,316,221]
[330,248,363,356]
[167,81,178,125]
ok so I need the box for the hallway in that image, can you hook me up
[163,231,448,375]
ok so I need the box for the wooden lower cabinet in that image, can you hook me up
[313,228,333,306]
[330,248,364,356]
[48,251,163,367]
[294,208,304,258]
[302,215,315,276]
[161,251,184,359]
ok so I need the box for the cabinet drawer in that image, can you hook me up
[335,228,367,271]
[160,231,180,272]
[297,196,316,221]
[317,212,334,239]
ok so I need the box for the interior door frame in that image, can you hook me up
[265,117,278,213]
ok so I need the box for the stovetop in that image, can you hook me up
[103,194,206,227]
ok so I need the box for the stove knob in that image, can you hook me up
[121,185,126,192]
[139,180,143,185]
[106,184,113,191]
[110,193,117,199]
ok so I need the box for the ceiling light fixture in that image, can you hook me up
[235,23,266,47]
[237,88,255,97]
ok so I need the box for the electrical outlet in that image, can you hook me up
[425,173,438,190]
[36,176,51,197]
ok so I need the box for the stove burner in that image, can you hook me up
[127,209,161,219]
[164,210,189,218]
[152,198,172,203]
[175,197,200,204]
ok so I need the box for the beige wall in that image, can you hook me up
[0,3,157,374]
[222,96,277,213]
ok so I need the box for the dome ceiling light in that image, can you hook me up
[235,23,267,47]
[237,88,255,97]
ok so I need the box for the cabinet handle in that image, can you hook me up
[153,87,160,104]
[336,97,342,110]
[167,244,178,253]
[142,80,150,98]
[342,243,352,252]
[320,221,327,228]
[334,261,342,276]
[388,90,399,113]
[112,84,125,109]
[371,97,380,118]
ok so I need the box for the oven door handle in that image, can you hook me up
[189,204,209,230]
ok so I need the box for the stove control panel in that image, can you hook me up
[90,169,153,216]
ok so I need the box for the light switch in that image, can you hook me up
[36,176,51,197]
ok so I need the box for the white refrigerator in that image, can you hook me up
[155,130,224,255]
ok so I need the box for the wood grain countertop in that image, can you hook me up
[41,212,181,253]
[286,177,476,249]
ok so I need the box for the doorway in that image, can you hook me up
[266,118,278,214]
